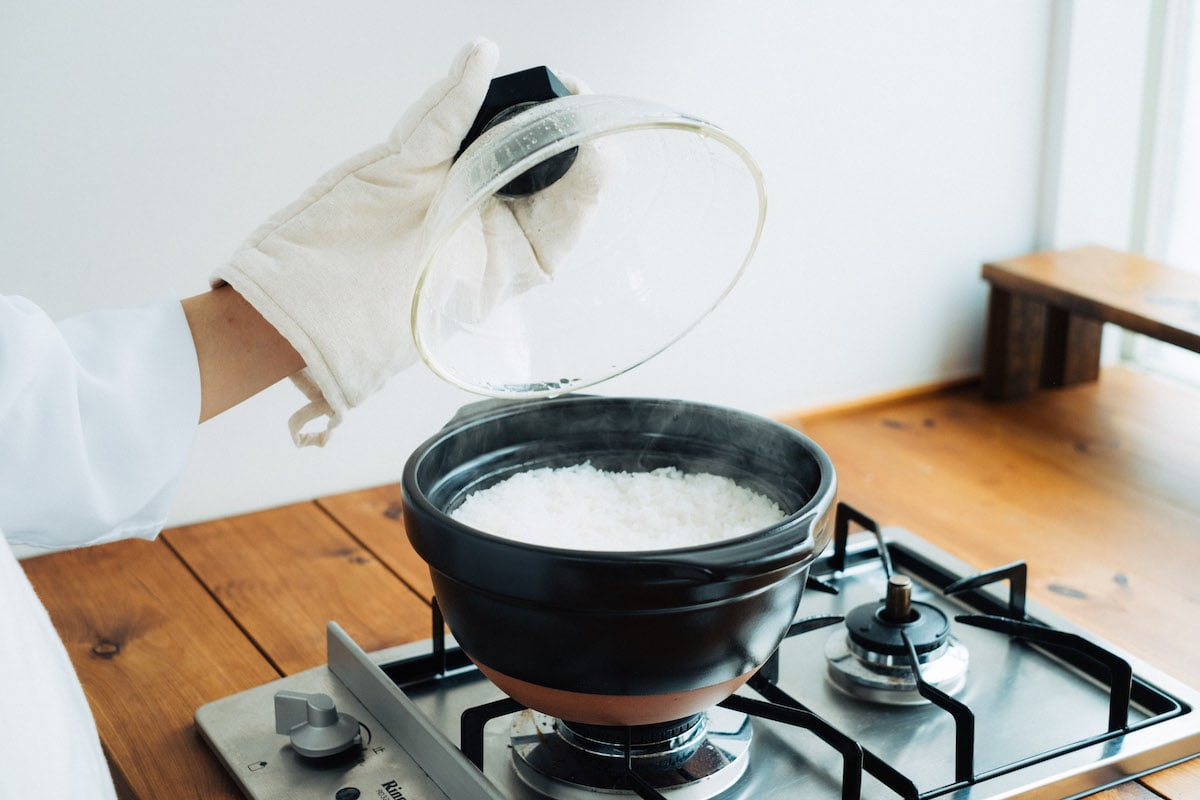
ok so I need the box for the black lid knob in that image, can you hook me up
[457,66,579,197]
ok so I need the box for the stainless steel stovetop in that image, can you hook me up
[196,506,1200,800]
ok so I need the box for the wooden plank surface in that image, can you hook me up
[982,246,1200,352]
[162,500,432,675]
[787,366,1200,682]
[786,364,1200,799]
[21,537,280,799]
[17,363,1199,799]
[316,484,435,603]
[1105,783,1172,800]
[1141,758,1200,800]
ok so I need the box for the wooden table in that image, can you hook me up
[21,366,1200,799]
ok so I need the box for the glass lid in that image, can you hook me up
[411,93,766,397]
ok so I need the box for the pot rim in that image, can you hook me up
[402,395,837,570]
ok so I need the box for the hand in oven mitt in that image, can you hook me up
[212,38,607,447]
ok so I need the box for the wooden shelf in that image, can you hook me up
[981,247,1200,400]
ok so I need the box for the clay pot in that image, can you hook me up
[402,396,836,725]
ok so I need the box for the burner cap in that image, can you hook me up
[825,575,969,705]
[844,599,950,656]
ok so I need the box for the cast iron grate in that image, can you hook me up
[376,502,1185,800]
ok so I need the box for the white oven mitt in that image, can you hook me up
[212,38,607,446]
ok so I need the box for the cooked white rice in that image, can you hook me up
[448,462,786,550]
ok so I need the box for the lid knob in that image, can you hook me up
[457,66,579,197]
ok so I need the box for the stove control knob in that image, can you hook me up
[274,691,361,759]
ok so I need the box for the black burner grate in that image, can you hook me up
[376,502,1189,800]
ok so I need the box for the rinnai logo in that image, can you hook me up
[378,780,407,800]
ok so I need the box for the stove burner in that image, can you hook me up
[826,575,970,705]
[194,516,1200,800]
[558,714,708,769]
[511,707,751,799]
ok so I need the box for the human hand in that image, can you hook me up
[212,40,603,446]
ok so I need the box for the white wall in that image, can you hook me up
[1042,1,1153,251]
[1035,1,1162,366]
[1,2,1058,525]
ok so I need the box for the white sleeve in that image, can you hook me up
[0,294,201,550]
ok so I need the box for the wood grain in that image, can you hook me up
[982,286,1048,399]
[981,247,1200,399]
[21,537,277,799]
[1099,781,1174,799]
[316,484,435,603]
[163,500,432,675]
[18,363,1199,799]
[1141,757,1200,798]
[1040,304,1103,387]
[982,246,1200,352]
[786,366,1200,684]
[787,364,1200,797]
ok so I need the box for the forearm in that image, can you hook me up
[181,285,305,423]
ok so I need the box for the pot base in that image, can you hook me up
[475,660,760,726]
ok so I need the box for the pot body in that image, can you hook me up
[402,396,836,724]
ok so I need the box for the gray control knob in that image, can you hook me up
[274,691,361,758]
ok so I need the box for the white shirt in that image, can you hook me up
[0,294,200,798]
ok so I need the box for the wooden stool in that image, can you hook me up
[981,246,1200,400]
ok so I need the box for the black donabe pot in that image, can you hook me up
[401,395,836,726]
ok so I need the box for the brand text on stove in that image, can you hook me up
[378,780,407,800]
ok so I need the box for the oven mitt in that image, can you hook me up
[440,136,611,326]
[212,38,607,446]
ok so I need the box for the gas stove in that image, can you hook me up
[196,503,1200,799]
